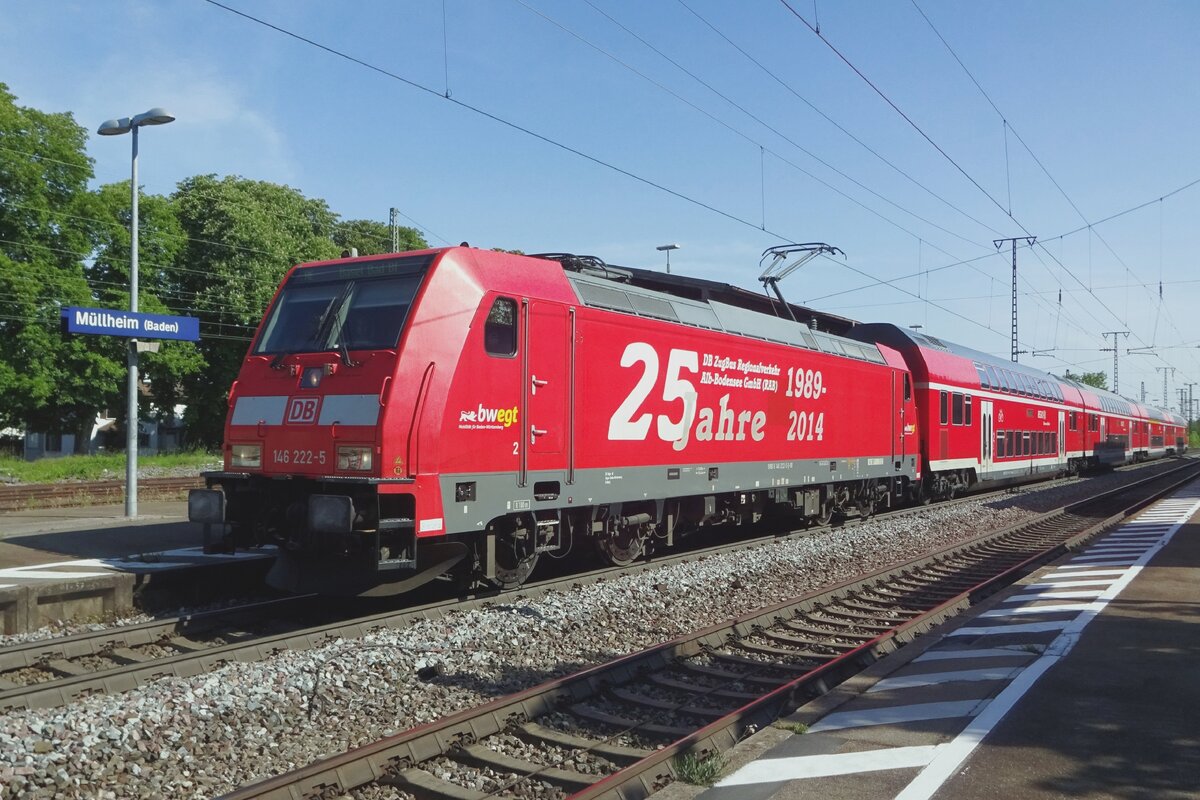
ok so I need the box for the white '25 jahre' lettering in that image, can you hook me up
[607,342,767,451]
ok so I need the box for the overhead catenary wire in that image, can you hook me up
[774,1,1198,386]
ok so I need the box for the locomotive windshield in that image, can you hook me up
[254,256,430,356]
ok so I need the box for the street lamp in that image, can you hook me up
[656,243,680,274]
[97,108,175,518]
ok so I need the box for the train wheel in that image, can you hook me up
[484,517,540,589]
[596,523,648,567]
[491,540,538,589]
[815,500,834,526]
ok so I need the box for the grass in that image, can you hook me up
[775,721,809,734]
[0,451,219,484]
[674,751,727,786]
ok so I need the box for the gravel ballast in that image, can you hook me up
[0,468,1184,798]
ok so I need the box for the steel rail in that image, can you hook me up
[215,459,1200,799]
[0,476,200,511]
[0,457,1188,712]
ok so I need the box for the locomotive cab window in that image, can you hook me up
[952,392,964,425]
[255,259,428,356]
[484,297,518,357]
[903,373,912,401]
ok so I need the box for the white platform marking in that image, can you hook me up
[914,647,1036,663]
[714,745,941,787]
[867,667,1024,694]
[1004,589,1106,601]
[947,620,1073,636]
[1042,569,1127,579]
[0,546,274,582]
[978,603,1093,618]
[1025,579,1116,589]
[809,700,984,733]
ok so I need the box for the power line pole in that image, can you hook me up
[389,207,400,252]
[1099,331,1129,393]
[1140,381,1146,403]
[1179,388,1188,416]
[1188,383,1196,425]
[1155,366,1175,407]
[994,236,1036,362]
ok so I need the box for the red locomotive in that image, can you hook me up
[188,246,1186,595]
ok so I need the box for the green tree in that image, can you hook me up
[89,181,204,418]
[1063,370,1108,390]
[0,84,125,448]
[332,218,426,256]
[171,175,342,445]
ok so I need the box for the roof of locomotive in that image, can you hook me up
[534,253,893,368]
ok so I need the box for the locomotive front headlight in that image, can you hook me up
[337,445,373,471]
[231,444,262,469]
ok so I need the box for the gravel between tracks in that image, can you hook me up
[0,469,1178,798]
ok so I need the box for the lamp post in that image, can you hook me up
[656,243,680,274]
[97,108,175,518]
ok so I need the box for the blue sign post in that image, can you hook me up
[62,307,200,342]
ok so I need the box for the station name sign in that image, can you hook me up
[62,307,200,342]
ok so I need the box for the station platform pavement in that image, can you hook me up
[669,477,1200,800]
[0,499,272,633]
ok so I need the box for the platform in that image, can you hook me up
[0,500,273,634]
[686,478,1200,800]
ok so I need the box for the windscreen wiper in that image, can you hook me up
[315,282,359,367]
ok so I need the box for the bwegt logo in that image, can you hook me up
[286,396,321,424]
[459,404,519,428]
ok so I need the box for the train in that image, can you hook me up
[187,245,1189,595]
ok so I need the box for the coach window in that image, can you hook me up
[952,392,964,425]
[975,364,990,388]
[1008,431,1018,455]
[484,297,518,357]
[965,395,973,426]
[1069,412,1078,431]
[1023,431,1032,456]
[904,373,912,401]
[940,391,948,425]
[996,431,1006,458]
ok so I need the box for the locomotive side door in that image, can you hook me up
[520,299,572,486]
[980,399,994,473]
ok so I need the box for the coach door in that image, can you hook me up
[520,300,572,488]
[980,399,994,473]
[1058,411,1066,464]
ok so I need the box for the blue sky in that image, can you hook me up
[4,1,1199,410]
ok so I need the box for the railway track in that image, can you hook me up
[0,476,201,511]
[0,458,1189,714]
[217,459,1200,800]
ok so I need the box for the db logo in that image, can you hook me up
[285,396,321,424]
